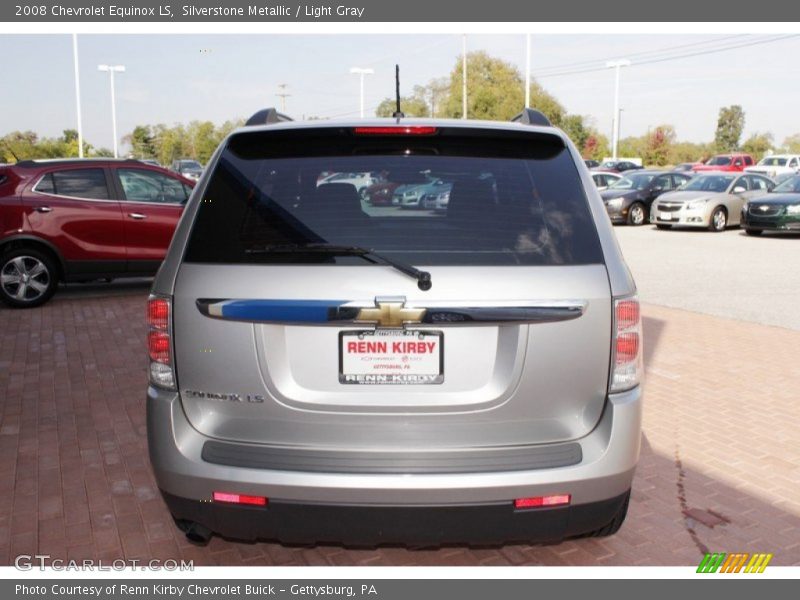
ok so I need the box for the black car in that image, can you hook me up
[599,170,692,225]
[741,174,800,235]
[584,159,600,169]
[593,160,643,173]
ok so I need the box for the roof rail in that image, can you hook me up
[245,108,293,127]
[13,158,141,167]
[511,108,551,127]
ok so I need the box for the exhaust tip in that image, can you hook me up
[176,519,212,545]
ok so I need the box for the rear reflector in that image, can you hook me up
[514,494,571,509]
[353,126,438,136]
[213,492,268,506]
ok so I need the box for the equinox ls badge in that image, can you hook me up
[183,390,265,403]
[355,297,426,329]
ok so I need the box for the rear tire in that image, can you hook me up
[656,224,672,230]
[0,247,59,308]
[745,228,763,236]
[583,490,630,538]
[709,206,727,232]
[627,202,646,226]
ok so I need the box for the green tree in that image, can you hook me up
[527,81,566,126]
[714,105,745,152]
[582,133,610,161]
[617,136,645,160]
[152,124,187,166]
[741,132,774,161]
[62,129,79,143]
[642,125,677,166]
[124,125,157,159]
[375,96,429,117]
[185,121,218,163]
[443,51,524,121]
[426,77,450,118]
[560,114,589,150]
[782,133,800,154]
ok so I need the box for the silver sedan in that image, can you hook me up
[651,171,775,231]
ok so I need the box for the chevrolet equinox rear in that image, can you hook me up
[147,108,643,545]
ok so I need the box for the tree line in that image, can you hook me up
[3,51,800,166]
[375,51,800,165]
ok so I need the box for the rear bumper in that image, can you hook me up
[161,489,630,545]
[148,383,641,507]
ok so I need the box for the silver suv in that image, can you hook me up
[146,108,643,546]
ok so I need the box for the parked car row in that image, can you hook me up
[585,150,800,233]
[599,170,693,225]
[651,172,775,231]
[591,164,800,234]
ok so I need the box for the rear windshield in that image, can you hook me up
[183,127,604,266]
[707,156,732,166]
[683,174,735,192]
[608,173,654,190]
[759,157,787,166]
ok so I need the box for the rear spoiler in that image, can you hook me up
[511,108,552,127]
[245,107,293,127]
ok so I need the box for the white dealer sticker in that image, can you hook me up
[339,330,444,384]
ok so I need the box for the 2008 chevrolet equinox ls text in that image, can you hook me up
[146,107,644,546]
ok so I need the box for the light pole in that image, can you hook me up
[606,59,630,160]
[276,83,291,112]
[72,35,84,158]
[461,35,467,119]
[97,64,125,158]
[525,33,531,108]
[349,67,374,118]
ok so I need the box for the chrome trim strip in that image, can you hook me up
[196,298,587,326]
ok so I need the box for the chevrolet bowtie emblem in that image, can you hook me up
[759,205,770,211]
[356,299,426,328]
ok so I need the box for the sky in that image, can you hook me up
[1,33,798,152]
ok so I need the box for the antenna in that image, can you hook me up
[392,64,404,119]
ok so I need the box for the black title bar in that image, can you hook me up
[3,0,800,22]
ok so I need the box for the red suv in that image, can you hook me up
[692,153,754,172]
[0,159,194,307]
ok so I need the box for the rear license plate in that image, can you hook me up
[339,330,443,385]
[659,211,673,220]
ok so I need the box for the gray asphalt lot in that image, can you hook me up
[614,224,800,330]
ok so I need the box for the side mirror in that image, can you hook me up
[733,186,746,194]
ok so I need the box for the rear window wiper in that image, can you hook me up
[245,243,432,291]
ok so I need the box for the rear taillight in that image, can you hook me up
[353,126,438,136]
[610,296,643,393]
[147,295,175,389]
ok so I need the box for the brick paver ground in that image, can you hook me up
[1,286,798,566]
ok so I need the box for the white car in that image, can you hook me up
[318,172,379,197]
[744,154,800,179]
[592,172,623,191]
